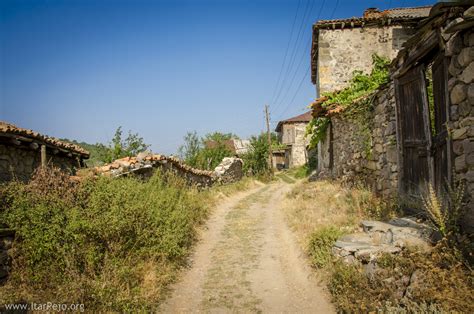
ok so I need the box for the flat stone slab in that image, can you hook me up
[360,220,393,233]
[335,217,435,264]
[334,240,373,252]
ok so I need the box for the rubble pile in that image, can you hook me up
[214,157,243,184]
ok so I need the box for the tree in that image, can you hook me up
[178,131,235,170]
[178,131,202,168]
[242,133,270,175]
[101,126,150,163]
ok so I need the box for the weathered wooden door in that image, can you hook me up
[395,66,432,197]
[431,55,450,191]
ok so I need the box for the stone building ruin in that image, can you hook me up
[0,121,89,182]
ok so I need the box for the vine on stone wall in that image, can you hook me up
[307,54,390,149]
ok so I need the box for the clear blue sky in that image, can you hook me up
[1,0,435,154]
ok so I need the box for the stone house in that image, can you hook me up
[0,121,89,182]
[311,6,431,94]
[275,111,312,168]
[312,5,431,176]
[310,2,474,232]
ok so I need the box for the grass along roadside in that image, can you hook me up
[282,179,473,312]
[0,167,257,311]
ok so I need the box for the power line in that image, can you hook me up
[272,0,314,108]
[330,0,340,20]
[275,0,339,120]
[272,0,319,115]
[273,0,326,118]
[269,0,302,105]
[276,67,311,120]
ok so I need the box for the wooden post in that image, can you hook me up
[41,145,47,168]
[265,105,273,171]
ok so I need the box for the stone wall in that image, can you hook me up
[317,26,414,94]
[214,157,243,184]
[95,153,215,188]
[318,83,398,196]
[0,228,14,284]
[447,28,474,232]
[0,144,81,183]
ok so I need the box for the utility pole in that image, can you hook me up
[265,105,273,172]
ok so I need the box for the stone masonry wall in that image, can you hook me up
[447,28,474,232]
[317,26,414,94]
[95,153,215,188]
[0,228,14,284]
[320,83,398,196]
[0,144,80,183]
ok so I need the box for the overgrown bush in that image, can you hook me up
[0,167,207,310]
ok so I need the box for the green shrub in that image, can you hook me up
[307,226,344,268]
[0,167,207,310]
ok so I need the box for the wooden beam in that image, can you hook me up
[41,145,46,168]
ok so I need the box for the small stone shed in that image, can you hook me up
[0,122,89,182]
[275,111,312,168]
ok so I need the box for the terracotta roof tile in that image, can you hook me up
[0,121,89,157]
[314,6,431,28]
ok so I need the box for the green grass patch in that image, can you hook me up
[275,172,296,184]
[307,226,344,268]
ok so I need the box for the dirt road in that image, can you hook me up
[160,181,334,313]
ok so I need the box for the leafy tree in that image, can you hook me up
[242,133,272,176]
[178,131,202,167]
[102,126,150,163]
[178,131,235,170]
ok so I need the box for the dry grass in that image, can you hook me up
[282,179,393,247]
[282,179,474,312]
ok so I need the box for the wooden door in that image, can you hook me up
[431,55,450,191]
[395,66,432,197]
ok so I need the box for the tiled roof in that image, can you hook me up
[275,111,313,132]
[314,6,431,28]
[0,121,89,157]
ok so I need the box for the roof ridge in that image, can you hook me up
[0,120,89,156]
[383,5,433,12]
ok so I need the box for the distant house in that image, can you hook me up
[275,111,313,168]
[204,138,251,157]
[0,121,89,182]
